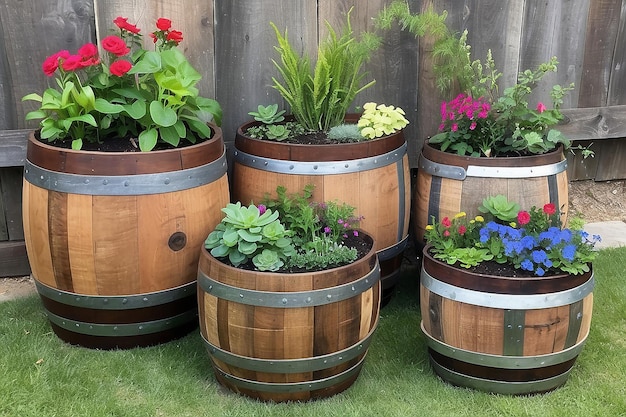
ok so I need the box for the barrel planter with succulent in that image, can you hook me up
[233,113,410,306]
[197,191,380,402]
[232,13,410,305]
[420,196,599,394]
[21,17,226,349]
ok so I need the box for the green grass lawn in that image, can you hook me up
[1,247,625,417]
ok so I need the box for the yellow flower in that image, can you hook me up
[425,225,434,231]
[474,215,484,222]
[454,212,467,219]
[509,222,517,228]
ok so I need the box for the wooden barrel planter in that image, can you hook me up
[413,141,569,243]
[197,232,380,402]
[420,246,594,394]
[232,115,410,306]
[22,127,230,349]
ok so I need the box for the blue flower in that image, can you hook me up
[520,235,536,251]
[521,259,534,271]
[535,267,545,276]
[562,244,577,262]
[531,250,548,264]
[479,228,491,243]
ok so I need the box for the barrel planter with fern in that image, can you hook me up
[232,116,410,305]
[22,127,229,349]
[413,141,569,243]
[420,246,594,394]
[197,232,380,402]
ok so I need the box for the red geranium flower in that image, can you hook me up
[543,203,556,215]
[156,18,172,31]
[109,60,132,77]
[517,211,531,226]
[166,30,183,44]
[61,55,83,71]
[101,35,130,56]
[458,225,467,235]
[113,16,140,34]
[442,217,452,228]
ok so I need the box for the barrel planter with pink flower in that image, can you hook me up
[420,246,594,394]
[413,141,569,243]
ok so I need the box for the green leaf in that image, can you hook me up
[149,101,177,127]
[129,51,162,74]
[95,98,125,114]
[159,126,181,147]
[71,139,83,150]
[138,128,158,152]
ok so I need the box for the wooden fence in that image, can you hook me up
[2,0,626,276]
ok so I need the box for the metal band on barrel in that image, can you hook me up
[44,309,197,337]
[233,142,407,175]
[422,322,588,370]
[23,149,227,195]
[213,354,367,393]
[418,153,567,180]
[421,268,594,309]
[198,260,380,308]
[202,317,378,374]
[34,280,197,310]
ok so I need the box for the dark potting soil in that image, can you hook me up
[36,134,207,152]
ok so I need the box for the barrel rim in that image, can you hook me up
[421,140,565,169]
[200,230,377,283]
[422,245,593,294]
[234,114,406,161]
[26,124,224,175]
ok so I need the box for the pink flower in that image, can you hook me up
[517,211,531,226]
[443,230,450,237]
[353,230,359,237]
[451,123,458,132]
[442,217,451,228]
[536,102,547,113]
[458,225,467,235]
[469,121,477,130]
[543,203,556,215]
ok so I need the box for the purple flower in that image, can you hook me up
[324,226,331,234]
[258,204,266,215]
[353,230,359,237]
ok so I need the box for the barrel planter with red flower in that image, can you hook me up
[232,115,410,305]
[22,127,229,349]
[197,231,380,402]
[420,246,594,394]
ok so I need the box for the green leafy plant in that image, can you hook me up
[204,202,294,271]
[424,196,600,275]
[23,16,222,151]
[478,195,521,223]
[327,123,364,142]
[248,104,286,124]
[206,185,366,272]
[357,102,409,139]
[270,7,380,132]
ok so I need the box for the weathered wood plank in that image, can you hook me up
[0,167,24,240]
[559,106,626,140]
[0,0,95,129]
[214,1,317,143]
[0,241,30,277]
[520,0,590,109]
[578,0,622,107]
[0,130,29,167]
[608,2,626,104]
[93,0,216,100]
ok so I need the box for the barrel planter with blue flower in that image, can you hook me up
[197,231,380,402]
[232,115,410,305]
[413,141,569,243]
[420,246,594,394]
[22,127,229,349]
